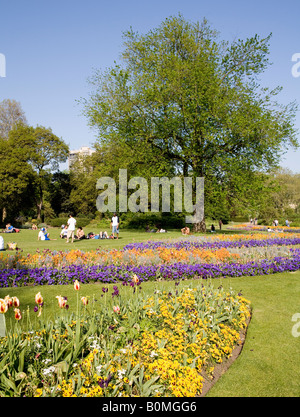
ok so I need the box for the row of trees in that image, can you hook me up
[1,15,299,228]
[1,98,300,227]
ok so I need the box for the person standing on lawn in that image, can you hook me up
[66,214,76,243]
[111,213,120,239]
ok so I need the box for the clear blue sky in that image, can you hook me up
[1,0,300,172]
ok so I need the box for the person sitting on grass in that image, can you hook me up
[4,223,15,233]
[60,225,68,239]
[38,227,57,241]
[76,226,86,240]
[181,226,190,235]
[38,227,50,241]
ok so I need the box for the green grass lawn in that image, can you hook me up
[1,227,184,254]
[206,272,300,397]
[0,222,253,255]
[1,225,300,396]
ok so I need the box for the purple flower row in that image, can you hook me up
[123,237,300,251]
[1,249,300,288]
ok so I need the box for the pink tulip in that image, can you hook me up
[113,305,120,314]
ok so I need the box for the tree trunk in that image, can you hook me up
[193,217,206,233]
[2,207,7,223]
[36,201,43,222]
[36,183,43,222]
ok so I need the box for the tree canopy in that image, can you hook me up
[0,124,69,222]
[81,15,298,230]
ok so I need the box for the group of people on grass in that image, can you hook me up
[272,219,290,228]
[181,220,223,235]
[1,223,20,233]
[38,213,120,243]
[3,214,227,246]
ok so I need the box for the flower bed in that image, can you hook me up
[2,232,297,397]
[229,224,300,233]
[1,232,300,287]
[123,234,300,251]
[0,282,251,397]
[0,248,300,287]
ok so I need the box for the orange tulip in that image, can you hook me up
[81,296,88,306]
[35,292,43,305]
[14,308,22,321]
[74,280,80,291]
[0,299,8,314]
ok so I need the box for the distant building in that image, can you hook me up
[68,146,95,170]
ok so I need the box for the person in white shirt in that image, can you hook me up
[111,213,119,239]
[0,235,4,250]
[60,225,68,239]
[66,214,76,243]
[38,229,45,241]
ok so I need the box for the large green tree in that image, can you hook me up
[0,138,35,222]
[82,15,298,231]
[4,125,69,221]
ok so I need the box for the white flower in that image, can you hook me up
[96,365,102,374]
[117,369,126,379]
[42,366,55,376]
